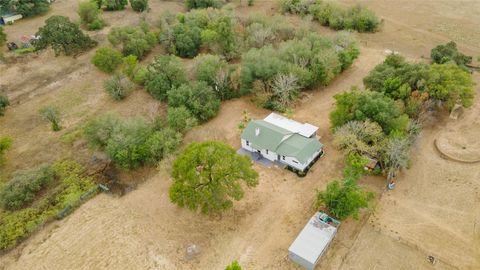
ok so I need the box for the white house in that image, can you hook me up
[240,113,323,173]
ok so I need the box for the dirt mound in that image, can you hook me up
[435,123,480,162]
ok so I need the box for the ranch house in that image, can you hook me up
[240,113,323,173]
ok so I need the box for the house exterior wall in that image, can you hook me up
[241,139,321,172]
[288,251,315,270]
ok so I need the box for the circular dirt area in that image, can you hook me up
[435,124,480,162]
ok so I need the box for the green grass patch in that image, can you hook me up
[0,160,97,251]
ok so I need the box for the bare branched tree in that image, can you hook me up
[271,73,299,107]
[333,120,385,157]
[382,138,411,180]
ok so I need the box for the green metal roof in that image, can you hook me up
[241,120,323,164]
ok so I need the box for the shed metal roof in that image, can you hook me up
[288,213,337,265]
[264,113,318,138]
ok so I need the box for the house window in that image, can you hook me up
[246,141,249,146]
[282,156,285,160]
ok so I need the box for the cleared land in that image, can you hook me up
[1,0,479,269]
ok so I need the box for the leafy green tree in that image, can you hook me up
[91,47,123,73]
[103,118,152,168]
[102,0,128,10]
[0,137,13,166]
[0,95,9,116]
[426,63,475,109]
[193,54,236,99]
[185,0,224,10]
[130,0,148,12]
[170,23,202,58]
[167,106,198,134]
[144,55,187,101]
[0,27,6,47]
[160,9,237,59]
[121,55,138,78]
[315,179,374,220]
[333,31,360,71]
[39,106,61,131]
[0,164,54,210]
[195,54,226,86]
[4,0,50,17]
[33,16,97,56]
[84,114,181,169]
[225,261,242,270]
[108,26,156,58]
[83,112,121,148]
[431,41,472,68]
[168,81,221,122]
[330,89,405,134]
[169,141,258,214]
[104,74,134,100]
[78,0,105,30]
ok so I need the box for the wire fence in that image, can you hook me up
[55,186,99,220]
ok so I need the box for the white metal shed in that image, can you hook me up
[288,212,337,270]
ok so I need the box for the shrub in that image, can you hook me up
[193,54,237,100]
[330,89,407,134]
[363,54,475,112]
[91,47,123,73]
[108,26,156,59]
[33,16,97,56]
[167,106,198,134]
[0,137,13,166]
[39,106,61,131]
[225,261,242,270]
[84,114,181,169]
[78,0,105,30]
[0,27,6,46]
[168,81,221,122]
[133,66,149,85]
[130,0,148,12]
[160,9,237,59]
[346,4,380,32]
[333,31,360,71]
[426,63,475,109]
[88,19,105,30]
[0,160,96,251]
[169,23,202,58]
[0,208,41,250]
[3,0,50,17]
[284,0,380,32]
[0,95,9,116]
[144,55,187,101]
[104,74,134,100]
[185,0,224,10]
[240,33,357,110]
[83,112,121,148]
[431,41,472,69]
[169,141,258,214]
[315,179,374,220]
[122,55,138,78]
[101,0,128,10]
[0,164,54,210]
